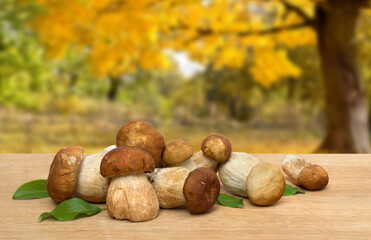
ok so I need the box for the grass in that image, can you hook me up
[0,107,322,154]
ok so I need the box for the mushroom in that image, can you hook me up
[149,167,190,208]
[282,154,329,190]
[193,133,232,172]
[201,133,232,163]
[219,152,285,206]
[162,139,196,170]
[100,146,159,222]
[47,146,84,203]
[74,145,116,202]
[183,167,221,214]
[116,120,165,167]
[192,151,219,172]
[149,167,220,214]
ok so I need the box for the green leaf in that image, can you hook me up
[283,184,305,196]
[38,198,104,222]
[13,179,49,199]
[217,193,245,208]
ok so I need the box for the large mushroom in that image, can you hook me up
[219,152,285,206]
[100,146,159,222]
[47,146,84,203]
[116,120,165,167]
[74,145,116,202]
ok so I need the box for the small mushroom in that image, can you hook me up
[162,139,196,170]
[74,145,116,202]
[201,133,232,163]
[100,146,159,222]
[192,151,219,172]
[282,155,329,190]
[219,152,285,206]
[149,167,191,208]
[47,146,84,203]
[116,120,165,167]
[183,167,220,214]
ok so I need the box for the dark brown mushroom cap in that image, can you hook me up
[297,165,329,190]
[116,120,165,167]
[47,146,84,203]
[201,133,232,163]
[162,139,193,165]
[100,146,155,178]
[183,167,220,214]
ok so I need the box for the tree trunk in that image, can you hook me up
[315,0,370,152]
[107,76,119,101]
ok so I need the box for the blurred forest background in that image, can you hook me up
[1,0,371,154]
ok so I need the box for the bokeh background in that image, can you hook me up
[1,0,370,154]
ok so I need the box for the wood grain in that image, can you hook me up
[1,154,370,240]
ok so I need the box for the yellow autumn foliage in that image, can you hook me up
[25,0,318,85]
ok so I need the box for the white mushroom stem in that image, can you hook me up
[106,173,159,222]
[149,167,190,208]
[75,145,116,202]
[192,151,219,172]
[282,154,312,185]
[218,152,260,197]
[171,158,197,171]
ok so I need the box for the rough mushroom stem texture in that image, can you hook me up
[106,173,159,221]
[282,154,329,190]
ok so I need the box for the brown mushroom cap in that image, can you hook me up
[47,146,84,203]
[183,167,220,214]
[100,146,155,178]
[246,163,285,206]
[116,120,165,167]
[162,139,193,165]
[297,165,329,190]
[201,133,232,163]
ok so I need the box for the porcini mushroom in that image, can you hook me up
[183,167,220,214]
[162,139,196,170]
[149,167,191,208]
[219,152,285,206]
[116,120,165,167]
[75,145,116,202]
[47,146,84,203]
[149,167,220,213]
[192,151,219,172]
[201,133,232,162]
[100,146,159,222]
[282,155,329,190]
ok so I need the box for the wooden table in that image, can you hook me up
[1,154,370,239]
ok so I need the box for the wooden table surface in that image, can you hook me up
[0,154,370,240]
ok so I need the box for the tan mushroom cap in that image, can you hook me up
[162,139,193,165]
[201,133,232,163]
[246,163,285,206]
[116,120,165,167]
[183,167,220,214]
[100,146,155,178]
[297,165,329,190]
[47,146,84,203]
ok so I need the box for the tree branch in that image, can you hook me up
[281,0,313,23]
[182,21,312,44]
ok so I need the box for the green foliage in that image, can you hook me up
[283,184,305,196]
[12,179,49,199]
[38,198,104,222]
[217,193,245,208]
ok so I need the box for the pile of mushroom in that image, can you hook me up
[45,120,328,223]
